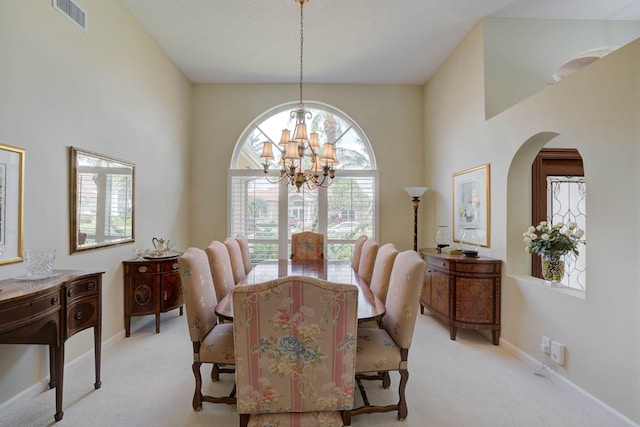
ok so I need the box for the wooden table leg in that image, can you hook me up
[48,344,56,389]
[492,330,500,346]
[94,325,102,389]
[54,343,64,422]
[155,313,160,333]
[449,325,457,341]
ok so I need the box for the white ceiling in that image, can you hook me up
[120,0,640,84]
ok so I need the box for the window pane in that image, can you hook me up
[326,176,376,261]
[547,175,586,290]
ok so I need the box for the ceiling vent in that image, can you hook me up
[52,0,87,32]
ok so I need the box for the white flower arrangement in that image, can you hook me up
[523,220,585,256]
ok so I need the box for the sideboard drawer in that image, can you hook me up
[66,297,99,337]
[0,288,61,330]
[66,278,99,302]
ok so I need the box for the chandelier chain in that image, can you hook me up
[299,0,304,107]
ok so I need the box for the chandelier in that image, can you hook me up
[260,0,338,192]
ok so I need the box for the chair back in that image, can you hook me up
[204,240,236,302]
[383,250,426,349]
[178,247,219,343]
[235,234,252,274]
[369,243,399,303]
[291,231,324,261]
[233,275,358,416]
[351,235,368,272]
[224,237,246,284]
[357,238,379,285]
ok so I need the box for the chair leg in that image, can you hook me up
[397,368,409,420]
[240,414,250,427]
[211,363,220,381]
[342,410,352,426]
[192,361,203,411]
[382,371,391,388]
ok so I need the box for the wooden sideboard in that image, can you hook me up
[419,248,501,345]
[0,270,103,422]
[123,256,183,337]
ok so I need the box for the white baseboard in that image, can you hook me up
[499,337,639,427]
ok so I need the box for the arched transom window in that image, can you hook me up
[229,101,378,263]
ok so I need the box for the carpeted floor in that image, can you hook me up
[2,311,628,427]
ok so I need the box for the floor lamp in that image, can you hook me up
[404,187,429,252]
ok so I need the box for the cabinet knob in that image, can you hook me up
[138,266,148,273]
[75,312,83,320]
[172,263,179,270]
[87,282,95,290]
[68,289,74,297]
[164,291,167,300]
[51,297,59,305]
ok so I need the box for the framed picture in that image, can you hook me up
[452,163,490,247]
[0,143,24,265]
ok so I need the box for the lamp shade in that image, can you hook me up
[284,141,300,160]
[279,129,291,146]
[404,187,429,198]
[260,142,274,161]
[309,132,320,152]
[294,122,308,142]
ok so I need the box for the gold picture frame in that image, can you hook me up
[452,163,490,247]
[0,143,25,265]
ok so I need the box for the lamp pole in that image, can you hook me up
[404,187,428,252]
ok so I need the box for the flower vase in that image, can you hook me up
[541,252,565,286]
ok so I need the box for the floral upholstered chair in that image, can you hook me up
[359,242,399,330]
[204,241,236,304]
[353,250,426,421]
[368,242,399,307]
[235,234,253,275]
[224,237,247,284]
[351,235,368,273]
[357,238,379,285]
[177,247,236,410]
[232,276,359,427]
[290,231,324,261]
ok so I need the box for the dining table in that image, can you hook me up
[214,259,386,323]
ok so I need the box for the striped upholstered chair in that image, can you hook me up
[353,250,426,421]
[290,231,324,261]
[177,247,236,410]
[233,276,358,427]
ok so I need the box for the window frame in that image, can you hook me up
[228,101,378,262]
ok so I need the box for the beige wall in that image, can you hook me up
[0,1,192,405]
[190,83,425,250]
[425,20,640,424]
[484,18,640,119]
[2,2,638,424]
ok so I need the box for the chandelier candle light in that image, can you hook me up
[260,0,339,192]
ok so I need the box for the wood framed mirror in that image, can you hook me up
[69,147,135,253]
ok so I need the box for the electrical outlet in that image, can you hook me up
[551,341,565,365]
[540,336,551,354]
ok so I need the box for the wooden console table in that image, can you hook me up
[123,256,183,337]
[419,248,501,345]
[0,270,103,422]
